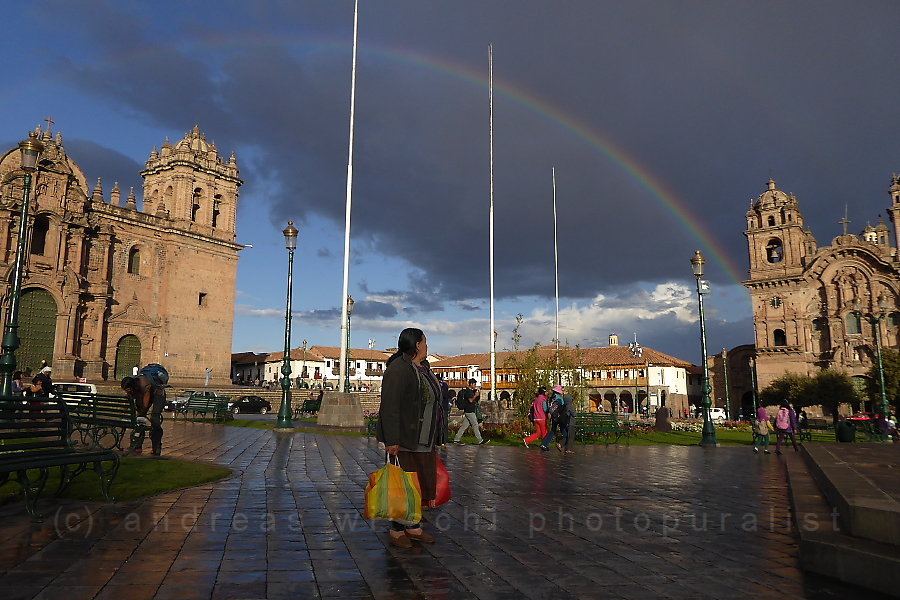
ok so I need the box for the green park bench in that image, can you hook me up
[575,412,630,445]
[799,417,831,442]
[58,391,146,451]
[0,397,119,521]
[174,396,232,422]
[293,396,322,418]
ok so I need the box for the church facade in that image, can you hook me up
[743,177,900,399]
[0,124,242,386]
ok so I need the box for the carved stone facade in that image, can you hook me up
[0,125,242,387]
[743,178,900,396]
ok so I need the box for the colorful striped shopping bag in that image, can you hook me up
[364,455,422,526]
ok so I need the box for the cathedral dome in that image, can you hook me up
[754,178,796,209]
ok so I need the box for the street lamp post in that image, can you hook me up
[344,296,354,392]
[722,348,731,420]
[854,294,891,420]
[0,133,44,395]
[629,336,642,420]
[691,250,718,447]
[276,221,299,430]
[749,356,759,415]
[300,339,308,387]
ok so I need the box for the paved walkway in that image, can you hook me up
[0,422,888,600]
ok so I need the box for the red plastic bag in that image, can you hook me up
[432,455,451,507]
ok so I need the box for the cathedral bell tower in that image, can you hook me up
[744,178,816,280]
[886,174,900,253]
[140,125,241,242]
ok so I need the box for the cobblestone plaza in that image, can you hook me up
[0,422,886,599]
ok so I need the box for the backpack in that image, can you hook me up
[775,408,791,430]
[455,388,467,411]
[140,363,170,388]
[548,396,563,422]
[528,403,536,423]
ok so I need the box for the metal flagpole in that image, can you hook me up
[489,44,497,405]
[552,167,560,383]
[339,0,359,393]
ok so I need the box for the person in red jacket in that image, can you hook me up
[523,387,549,448]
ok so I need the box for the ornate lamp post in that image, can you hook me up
[344,295,354,392]
[629,335,642,419]
[0,133,44,395]
[722,348,731,420]
[691,250,718,447]
[749,355,759,415]
[276,221,298,430]
[854,294,890,419]
[300,339,308,388]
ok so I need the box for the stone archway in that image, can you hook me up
[603,391,617,412]
[18,288,58,376]
[114,335,142,380]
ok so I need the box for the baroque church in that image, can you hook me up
[0,124,242,386]
[743,177,900,398]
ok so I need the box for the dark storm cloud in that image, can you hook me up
[36,1,900,309]
[62,140,143,197]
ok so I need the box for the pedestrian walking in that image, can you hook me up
[121,364,169,456]
[539,385,566,451]
[436,374,453,447]
[376,328,441,548]
[560,393,578,454]
[453,378,488,445]
[523,387,549,447]
[753,405,771,454]
[774,400,799,454]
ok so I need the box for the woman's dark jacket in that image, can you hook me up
[376,354,435,451]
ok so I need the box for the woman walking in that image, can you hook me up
[376,328,441,548]
[774,400,799,454]
[753,404,771,454]
[523,386,549,448]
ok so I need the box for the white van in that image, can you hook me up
[709,407,727,422]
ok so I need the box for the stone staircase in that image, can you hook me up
[785,442,900,597]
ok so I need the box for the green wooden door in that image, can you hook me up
[19,288,57,375]
[115,335,142,380]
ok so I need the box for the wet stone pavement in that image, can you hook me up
[0,421,888,600]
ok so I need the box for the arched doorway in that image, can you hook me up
[115,335,142,380]
[19,288,57,376]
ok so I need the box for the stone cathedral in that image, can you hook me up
[0,124,242,386]
[744,177,900,397]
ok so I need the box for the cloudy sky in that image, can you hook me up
[2,1,900,362]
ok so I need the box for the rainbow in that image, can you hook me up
[6,31,746,283]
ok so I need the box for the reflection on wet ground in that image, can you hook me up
[0,421,887,599]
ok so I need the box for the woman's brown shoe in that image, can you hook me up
[389,532,413,548]
[405,528,436,543]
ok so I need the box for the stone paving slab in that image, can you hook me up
[0,422,891,599]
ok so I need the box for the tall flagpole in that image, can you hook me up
[339,0,359,393]
[489,44,497,405]
[552,167,560,383]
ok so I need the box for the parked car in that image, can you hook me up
[709,407,727,422]
[53,382,98,395]
[229,395,272,415]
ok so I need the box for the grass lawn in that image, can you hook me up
[0,457,232,506]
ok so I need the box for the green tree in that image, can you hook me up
[865,347,900,413]
[759,372,813,408]
[809,369,859,421]
[503,315,587,417]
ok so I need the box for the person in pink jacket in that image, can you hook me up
[523,387,549,448]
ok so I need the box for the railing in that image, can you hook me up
[584,377,649,387]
